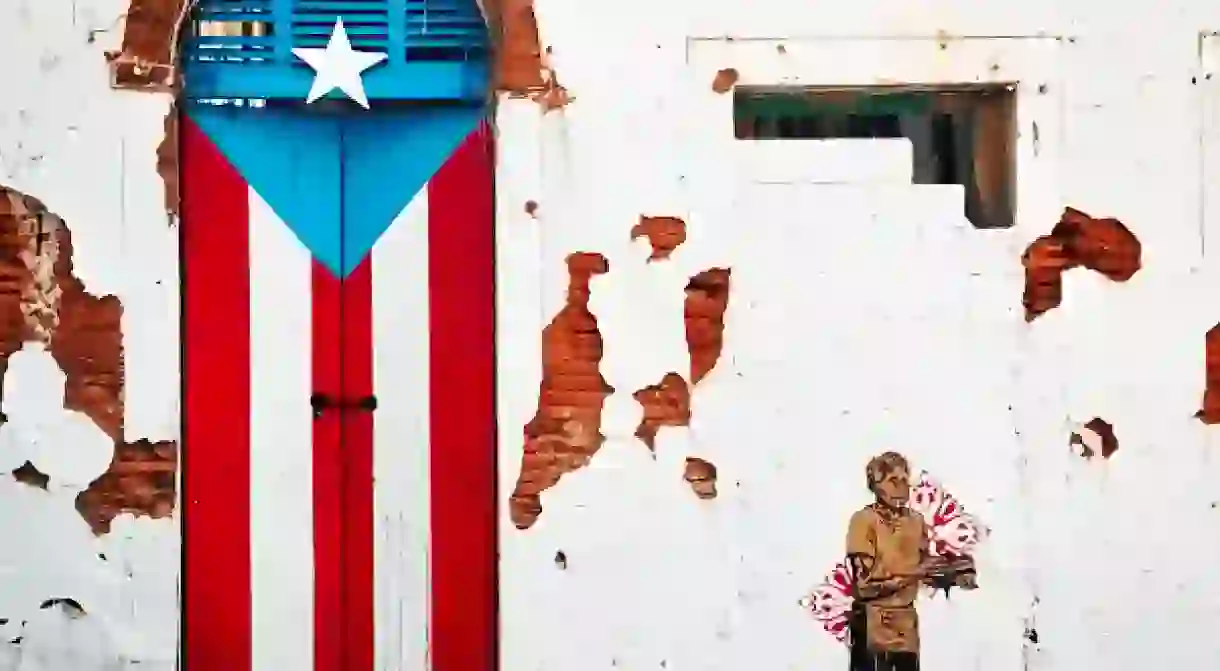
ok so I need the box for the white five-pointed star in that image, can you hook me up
[292,18,388,109]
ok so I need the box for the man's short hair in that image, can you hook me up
[865,451,910,491]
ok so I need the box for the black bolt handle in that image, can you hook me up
[310,393,377,418]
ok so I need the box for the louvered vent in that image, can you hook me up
[183,0,489,101]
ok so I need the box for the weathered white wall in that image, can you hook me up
[11,0,1220,666]
[0,1,179,669]
[497,1,1220,669]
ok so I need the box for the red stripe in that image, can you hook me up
[429,124,498,670]
[341,258,375,670]
[182,116,253,671]
[313,263,343,671]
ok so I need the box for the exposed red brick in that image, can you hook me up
[106,0,181,219]
[685,268,732,385]
[509,252,614,529]
[107,2,182,218]
[157,104,179,216]
[0,186,173,531]
[711,68,739,94]
[0,194,33,358]
[631,216,687,262]
[106,0,185,90]
[490,0,571,110]
[1021,235,1071,320]
[683,457,718,499]
[0,195,32,493]
[489,0,543,92]
[76,440,177,534]
[676,269,732,500]
[1063,211,1142,282]
[50,225,125,442]
[12,461,49,490]
[1199,323,1220,424]
[1069,417,1119,460]
[1022,207,1141,321]
[631,372,690,450]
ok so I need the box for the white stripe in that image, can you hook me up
[248,188,315,670]
[372,186,432,670]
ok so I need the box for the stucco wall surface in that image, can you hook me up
[0,1,179,669]
[11,0,1220,666]
[495,0,1220,669]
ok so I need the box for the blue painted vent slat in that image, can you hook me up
[184,0,489,101]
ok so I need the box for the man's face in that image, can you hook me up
[874,466,910,509]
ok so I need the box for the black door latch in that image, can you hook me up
[310,393,377,418]
[310,393,334,418]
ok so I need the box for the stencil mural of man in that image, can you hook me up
[845,452,978,671]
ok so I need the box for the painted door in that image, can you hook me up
[182,103,496,671]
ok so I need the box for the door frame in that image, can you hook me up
[180,104,499,671]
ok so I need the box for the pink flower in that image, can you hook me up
[802,470,988,644]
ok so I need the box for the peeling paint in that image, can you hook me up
[156,105,179,217]
[76,440,176,535]
[4,1,178,664]
[510,252,613,529]
[631,372,690,450]
[12,461,49,490]
[105,0,186,91]
[684,268,731,385]
[1021,207,1142,321]
[631,216,687,262]
[1068,417,1119,460]
[108,1,181,220]
[711,68,740,94]
[3,190,127,442]
[0,186,173,528]
[495,10,1220,669]
[39,598,86,617]
[1199,323,1220,424]
[490,0,570,110]
[676,269,731,500]
[682,457,718,500]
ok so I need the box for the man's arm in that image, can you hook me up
[848,553,920,601]
[846,511,920,601]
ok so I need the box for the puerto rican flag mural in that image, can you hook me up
[179,103,496,671]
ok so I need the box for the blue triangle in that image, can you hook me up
[340,106,485,274]
[185,103,344,274]
[186,102,485,278]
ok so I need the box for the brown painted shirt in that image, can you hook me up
[846,505,928,654]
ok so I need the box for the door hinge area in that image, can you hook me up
[310,393,377,417]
